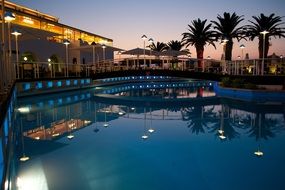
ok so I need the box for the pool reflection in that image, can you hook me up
[14,84,285,190]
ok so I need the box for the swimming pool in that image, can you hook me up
[13,79,285,190]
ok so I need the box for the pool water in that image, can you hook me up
[14,81,285,190]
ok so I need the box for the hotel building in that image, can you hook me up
[1,1,114,65]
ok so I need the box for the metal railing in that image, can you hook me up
[11,57,284,80]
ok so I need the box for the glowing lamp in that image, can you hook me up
[4,12,15,22]
[141,134,148,139]
[67,134,74,139]
[20,155,30,162]
[148,128,155,133]
[141,35,147,40]
[219,134,226,140]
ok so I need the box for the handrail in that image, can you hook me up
[11,57,285,81]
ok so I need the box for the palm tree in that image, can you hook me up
[211,12,245,61]
[182,19,217,70]
[148,41,168,52]
[167,40,188,52]
[246,13,285,59]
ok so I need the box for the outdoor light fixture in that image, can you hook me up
[63,39,70,45]
[218,129,226,140]
[48,58,51,67]
[240,44,245,49]
[141,134,149,139]
[4,12,16,22]
[67,134,74,140]
[148,38,154,43]
[254,150,264,157]
[19,155,30,162]
[11,30,21,36]
[219,134,226,140]
[24,57,27,61]
[148,128,155,133]
[218,130,224,134]
[18,107,30,113]
[141,35,147,40]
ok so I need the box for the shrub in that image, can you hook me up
[221,77,231,87]
[232,78,245,88]
[244,83,258,89]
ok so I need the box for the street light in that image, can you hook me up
[148,38,154,67]
[102,44,106,61]
[239,44,245,75]
[117,51,122,69]
[141,34,147,68]
[63,39,70,77]
[91,41,96,72]
[260,30,269,76]
[11,30,21,79]
[5,12,16,82]
[239,44,245,59]
[221,38,228,74]
[102,44,106,71]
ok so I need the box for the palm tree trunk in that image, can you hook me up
[225,40,233,61]
[258,36,270,59]
[196,46,204,70]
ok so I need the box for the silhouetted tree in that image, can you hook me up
[182,19,217,69]
[246,13,285,58]
[211,12,245,61]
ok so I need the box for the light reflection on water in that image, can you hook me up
[15,82,285,190]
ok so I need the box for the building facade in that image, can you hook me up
[1,1,114,65]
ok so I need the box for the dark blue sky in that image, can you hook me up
[12,0,285,59]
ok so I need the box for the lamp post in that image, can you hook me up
[91,41,96,72]
[102,44,106,71]
[5,12,16,83]
[11,30,21,79]
[148,38,153,67]
[117,51,122,69]
[239,44,245,75]
[260,30,269,76]
[222,38,228,74]
[239,44,245,59]
[141,35,147,69]
[63,39,70,77]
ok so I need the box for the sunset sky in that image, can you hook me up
[12,0,285,60]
